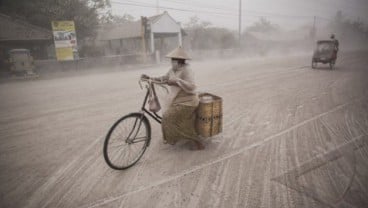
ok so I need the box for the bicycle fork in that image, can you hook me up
[126,115,145,144]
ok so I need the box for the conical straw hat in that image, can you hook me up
[165,46,191,60]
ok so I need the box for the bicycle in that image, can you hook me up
[103,78,168,170]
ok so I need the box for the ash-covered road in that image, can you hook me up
[1,51,368,208]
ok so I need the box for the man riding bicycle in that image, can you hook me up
[141,47,205,150]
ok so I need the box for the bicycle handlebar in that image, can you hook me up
[139,78,169,93]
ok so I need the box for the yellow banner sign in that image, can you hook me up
[55,48,74,61]
[51,21,78,61]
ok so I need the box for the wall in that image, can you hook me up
[34,54,154,74]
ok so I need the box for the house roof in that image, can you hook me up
[0,13,52,41]
[147,13,164,24]
[97,11,184,41]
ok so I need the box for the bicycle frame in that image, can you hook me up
[141,89,162,124]
[140,82,163,124]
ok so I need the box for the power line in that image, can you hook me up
[111,0,238,17]
[112,0,329,20]
[239,0,241,44]
[111,0,332,22]
[112,6,266,25]
[113,0,157,8]
[143,0,320,19]
[161,0,238,13]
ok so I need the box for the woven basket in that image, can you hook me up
[195,93,223,137]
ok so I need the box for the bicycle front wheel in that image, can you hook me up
[103,113,151,170]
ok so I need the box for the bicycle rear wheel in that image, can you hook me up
[103,113,151,170]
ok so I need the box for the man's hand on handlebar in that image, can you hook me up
[167,78,178,86]
[140,74,169,85]
[141,74,150,80]
[138,75,169,93]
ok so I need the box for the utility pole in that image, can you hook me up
[310,16,316,40]
[141,16,147,62]
[238,0,242,47]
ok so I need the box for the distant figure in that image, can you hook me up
[330,34,339,51]
[330,34,339,61]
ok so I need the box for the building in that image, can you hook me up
[0,13,54,60]
[97,11,185,57]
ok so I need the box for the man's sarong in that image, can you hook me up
[161,104,199,144]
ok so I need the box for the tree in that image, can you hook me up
[0,0,111,39]
[329,10,368,39]
[334,10,344,25]
[246,17,279,33]
[108,14,135,24]
[184,16,236,50]
[184,16,212,29]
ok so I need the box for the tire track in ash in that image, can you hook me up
[155,54,360,155]
[321,105,368,200]
[260,138,278,207]
[59,53,368,206]
[184,165,211,207]
[171,64,311,154]
[112,53,368,206]
[117,145,155,208]
[211,58,353,151]
[244,139,272,207]
[229,147,247,207]
[201,65,309,93]
[215,63,323,155]
[270,137,292,208]
[206,65,311,150]
[31,52,368,207]
[80,95,366,208]
[272,135,368,208]
[25,136,103,208]
[295,121,324,207]
[2,53,366,206]
[278,54,368,207]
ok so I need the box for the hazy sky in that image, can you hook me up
[111,0,368,30]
